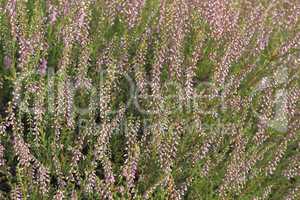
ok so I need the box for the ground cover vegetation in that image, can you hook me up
[0,0,300,199]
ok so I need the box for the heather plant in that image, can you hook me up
[0,0,299,200]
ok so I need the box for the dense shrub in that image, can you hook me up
[0,0,299,199]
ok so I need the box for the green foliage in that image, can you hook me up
[0,0,300,200]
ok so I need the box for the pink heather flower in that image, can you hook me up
[185,41,203,102]
[13,135,33,168]
[78,8,86,28]
[53,190,64,200]
[39,59,47,76]
[168,0,189,81]
[0,144,4,167]
[10,185,22,200]
[33,161,50,194]
[18,38,35,69]
[122,120,140,191]
[283,155,300,180]
[253,185,273,200]
[61,0,72,16]
[4,55,12,69]
[71,190,78,200]
[266,120,300,175]
[5,0,17,19]
[5,0,18,39]
[74,1,91,46]
[284,184,300,200]
[86,171,97,193]
[214,5,262,89]
[198,0,239,40]
[279,32,300,56]
[123,0,145,29]
[49,5,58,25]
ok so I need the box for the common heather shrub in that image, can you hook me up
[0,0,299,199]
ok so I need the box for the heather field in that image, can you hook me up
[0,0,300,199]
